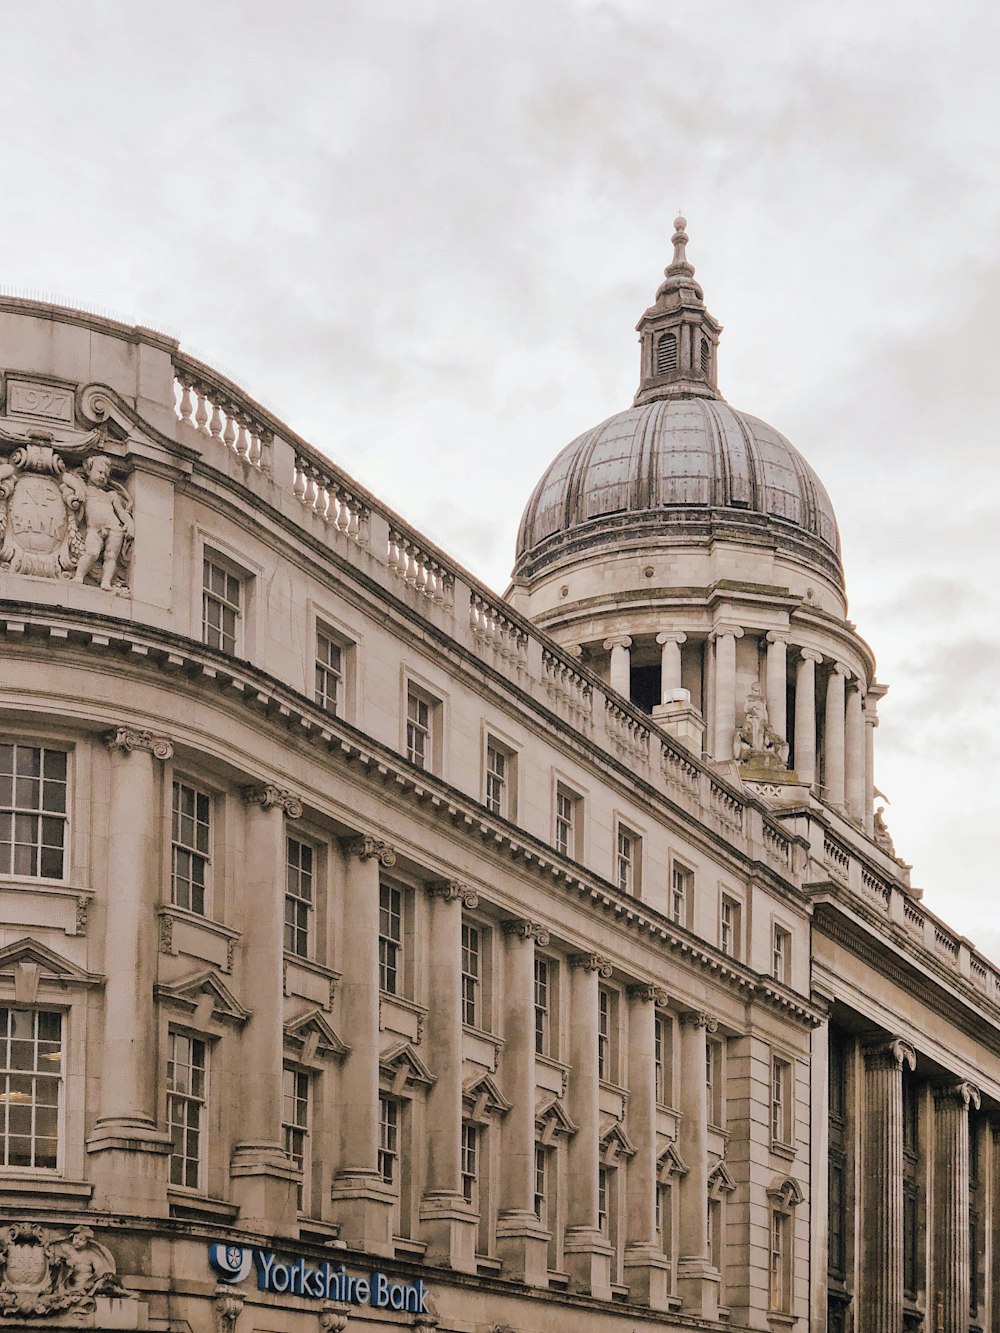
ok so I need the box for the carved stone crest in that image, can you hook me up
[0,1224,124,1320]
[0,425,133,592]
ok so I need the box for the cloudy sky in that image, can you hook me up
[4,1,1000,953]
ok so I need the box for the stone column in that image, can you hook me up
[765,633,788,742]
[934,1081,981,1332]
[845,681,866,822]
[496,919,550,1287]
[824,664,848,806]
[420,880,479,1272]
[676,1011,720,1320]
[864,694,880,837]
[656,631,686,701]
[861,1038,916,1332]
[604,635,633,700]
[794,649,822,785]
[711,627,743,762]
[230,783,303,1234]
[564,953,614,1299]
[332,835,397,1255]
[87,727,173,1212]
[623,986,672,1310]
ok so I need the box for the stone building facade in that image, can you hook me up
[0,225,995,1333]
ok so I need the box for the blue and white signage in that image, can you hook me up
[209,1243,431,1313]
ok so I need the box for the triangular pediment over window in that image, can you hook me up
[463,1070,511,1121]
[379,1041,435,1092]
[155,968,250,1028]
[0,936,102,996]
[599,1119,636,1163]
[535,1096,577,1143]
[657,1141,689,1179]
[707,1159,737,1197]
[284,1007,349,1062]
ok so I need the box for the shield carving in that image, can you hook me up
[3,1230,51,1293]
[8,474,68,555]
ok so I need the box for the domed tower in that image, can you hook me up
[508,219,885,834]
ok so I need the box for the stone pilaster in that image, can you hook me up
[676,1011,720,1320]
[564,953,614,1299]
[623,985,672,1310]
[794,649,822,785]
[87,727,173,1211]
[711,626,743,762]
[845,681,866,822]
[824,664,848,806]
[496,919,550,1287]
[603,635,633,700]
[331,835,397,1255]
[419,880,479,1272]
[656,631,686,700]
[229,783,303,1235]
[765,633,788,741]
[934,1081,981,1332]
[861,1037,916,1332]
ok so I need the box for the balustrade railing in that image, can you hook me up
[605,699,650,768]
[823,834,851,885]
[174,368,270,469]
[661,740,699,793]
[934,927,960,962]
[469,592,529,672]
[295,456,371,548]
[542,648,593,731]
[709,777,744,830]
[762,821,792,870]
[902,899,925,934]
[860,865,890,908]
[388,528,453,606]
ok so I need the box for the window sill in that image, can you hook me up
[167,1190,240,1224]
[766,1312,797,1327]
[284,952,340,982]
[463,1022,503,1048]
[770,1140,797,1161]
[536,1052,571,1083]
[392,1237,427,1258]
[476,1256,502,1275]
[0,1174,93,1208]
[298,1218,342,1246]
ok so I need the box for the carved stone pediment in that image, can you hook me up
[0,379,134,592]
[0,1224,125,1321]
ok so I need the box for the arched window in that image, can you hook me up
[656,332,678,374]
[700,338,711,376]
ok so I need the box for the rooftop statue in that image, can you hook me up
[734,680,789,769]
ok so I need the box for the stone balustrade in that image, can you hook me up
[604,699,650,768]
[542,647,593,732]
[295,458,371,548]
[469,591,529,673]
[174,356,271,470]
[388,527,453,605]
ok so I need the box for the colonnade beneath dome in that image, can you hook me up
[595,630,880,832]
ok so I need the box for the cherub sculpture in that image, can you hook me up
[64,454,134,590]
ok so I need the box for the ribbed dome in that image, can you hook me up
[514,397,842,584]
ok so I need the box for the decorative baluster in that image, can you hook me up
[222,406,237,451]
[194,387,210,435]
[177,377,194,424]
[209,399,224,441]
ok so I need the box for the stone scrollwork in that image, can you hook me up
[0,1223,125,1319]
[342,835,396,867]
[213,1284,245,1333]
[103,726,174,761]
[0,429,134,592]
[501,919,550,947]
[426,879,479,909]
[319,1301,351,1332]
[628,982,670,1005]
[569,952,613,978]
[680,1009,719,1033]
[241,782,304,819]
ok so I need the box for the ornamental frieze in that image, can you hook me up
[0,396,134,592]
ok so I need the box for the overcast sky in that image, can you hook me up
[3,1,999,954]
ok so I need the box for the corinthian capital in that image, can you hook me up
[569,952,613,977]
[502,918,550,946]
[103,726,173,761]
[342,835,396,867]
[241,782,303,818]
[426,879,480,909]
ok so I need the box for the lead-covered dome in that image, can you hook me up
[514,396,842,584]
[513,216,843,590]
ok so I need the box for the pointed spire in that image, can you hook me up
[634,214,722,406]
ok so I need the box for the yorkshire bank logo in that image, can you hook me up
[208,1244,431,1312]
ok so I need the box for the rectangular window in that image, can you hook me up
[534,957,550,1056]
[485,742,508,818]
[378,1095,398,1186]
[598,987,612,1082]
[671,862,691,926]
[828,1157,846,1276]
[706,1038,723,1127]
[654,1013,672,1105]
[616,824,640,895]
[379,883,403,995]
[656,1182,672,1257]
[461,1123,478,1205]
[533,1144,547,1222]
[720,895,741,958]
[554,784,581,858]
[771,1057,793,1145]
[772,924,791,982]
[406,690,431,770]
[770,1211,789,1310]
[598,1164,609,1234]
[0,744,67,880]
[0,1008,61,1169]
[167,1032,206,1189]
[282,1066,310,1210]
[202,556,242,655]
[284,836,314,958]
[171,780,210,915]
[315,631,343,715]
[829,1029,847,1122]
[902,1183,917,1297]
[461,921,480,1028]
[708,1196,722,1270]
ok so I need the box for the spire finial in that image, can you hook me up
[668,215,693,277]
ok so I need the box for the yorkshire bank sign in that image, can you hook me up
[209,1243,432,1312]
